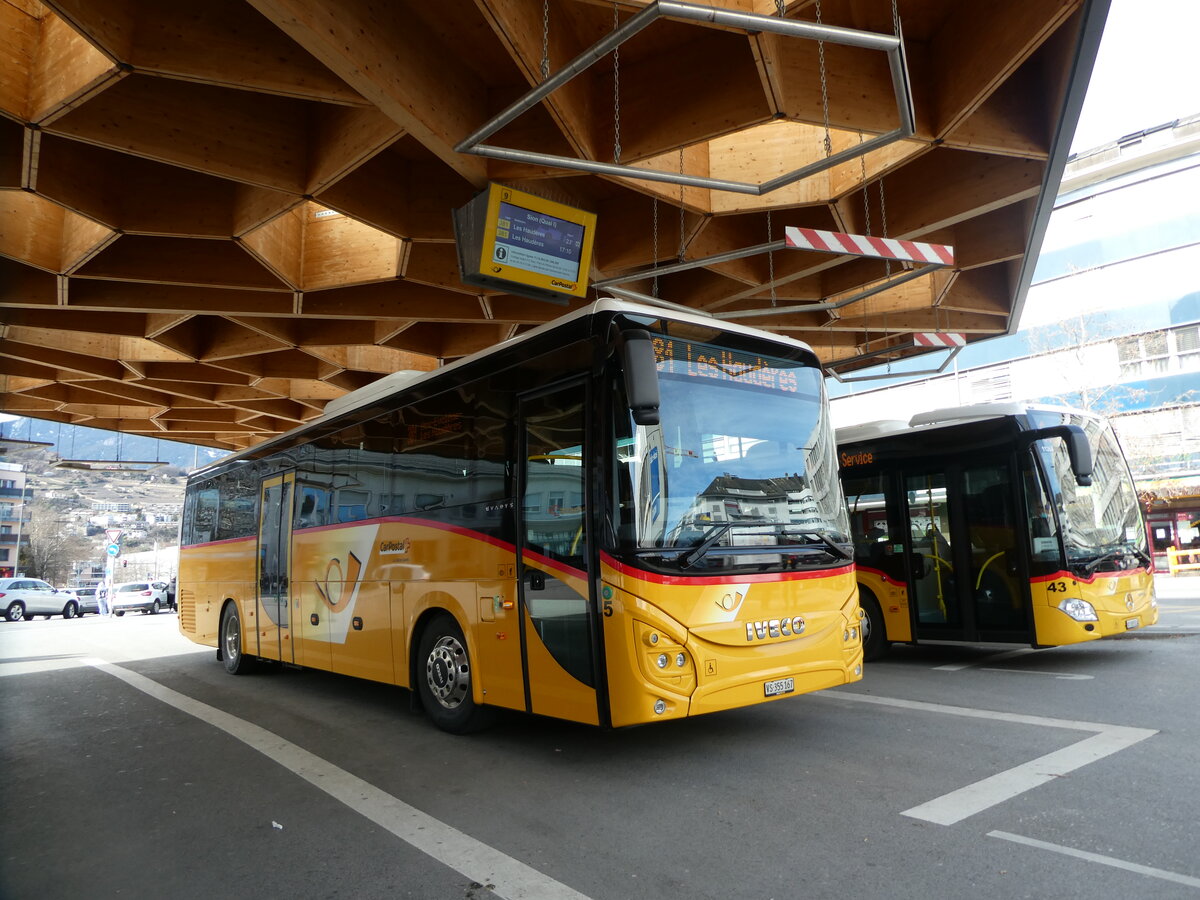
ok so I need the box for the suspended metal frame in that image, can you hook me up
[52,458,168,472]
[824,338,964,383]
[455,0,915,196]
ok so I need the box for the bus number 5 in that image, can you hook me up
[603,599,614,617]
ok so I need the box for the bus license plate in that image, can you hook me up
[764,677,795,697]
[1126,617,1140,630]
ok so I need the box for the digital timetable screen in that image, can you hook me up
[493,202,587,282]
[453,183,597,303]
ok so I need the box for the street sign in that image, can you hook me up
[106,543,120,557]
[105,529,122,543]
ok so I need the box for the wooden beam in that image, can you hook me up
[73,234,291,290]
[240,206,304,288]
[64,279,296,315]
[29,11,124,125]
[307,104,403,194]
[126,0,367,105]
[314,146,479,242]
[0,337,128,379]
[301,209,403,291]
[300,280,490,321]
[248,0,490,184]
[929,0,1080,138]
[47,73,310,193]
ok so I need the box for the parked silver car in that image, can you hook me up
[69,586,103,616]
[110,581,170,616]
[1,578,85,621]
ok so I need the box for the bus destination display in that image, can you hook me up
[652,337,801,393]
[494,202,586,284]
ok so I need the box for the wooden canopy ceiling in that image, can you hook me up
[0,0,1106,450]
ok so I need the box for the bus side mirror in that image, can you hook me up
[620,330,660,426]
[1019,425,1093,487]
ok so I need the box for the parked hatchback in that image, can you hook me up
[110,581,170,616]
[70,586,103,616]
[1,578,82,621]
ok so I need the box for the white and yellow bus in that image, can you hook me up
[178,299,862,732]
[838,403,1156,660]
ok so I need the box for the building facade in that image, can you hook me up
[830,113,1200,570]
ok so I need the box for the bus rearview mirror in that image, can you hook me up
[621,330,660,426]
[1019,425,1093,487]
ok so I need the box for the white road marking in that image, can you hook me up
[85,659,592,900]
[989,831,1200,889]
[979,668,1093,680]
[829,691,1156,825]
[933,648,1041,671]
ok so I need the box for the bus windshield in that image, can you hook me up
[1031,410,1148,571]
[615,344,850,573]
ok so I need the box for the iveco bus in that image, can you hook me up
[179,299,862,731]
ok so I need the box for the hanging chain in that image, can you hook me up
[816,0,831,157]
[652,196,660,297]
[767,210,777,307]
[678,150,686,260]
[775,0,785,16]
[540,0,550,80]
[612,3,622,164]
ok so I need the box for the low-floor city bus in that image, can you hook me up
[178,299,862,731]
[837,403,1156,659]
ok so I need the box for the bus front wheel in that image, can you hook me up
[220,603,254,675]
[859,589,891,662]
[416,613,493,734]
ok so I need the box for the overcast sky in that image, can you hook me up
[1071,0,1200,152]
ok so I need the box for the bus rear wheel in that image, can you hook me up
[859,588,890,662]
[416,613,492,734]
[220,603,254,675]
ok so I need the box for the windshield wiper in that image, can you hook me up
[680,523,735,568]
[785,531,854,563]
[1081,545,1143,574]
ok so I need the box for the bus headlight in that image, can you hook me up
[656,653,669,669]
[675,652,686,667]
[1058,597,1099,622]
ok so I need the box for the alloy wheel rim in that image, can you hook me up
[425,635,470,709]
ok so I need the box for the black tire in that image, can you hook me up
[5,601,25,622]
[150,600,160,615]
[62,602,78,620]
[220,602,254,675]
[114,610,125,617]
[859,587,891,662]
[416,613,493,734]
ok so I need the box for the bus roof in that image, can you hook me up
[192,296,819,477]
[835,401,1097,445]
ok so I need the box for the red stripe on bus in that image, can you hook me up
[1030,568,1149,585]
[600,552,852,586]
[855,564,906,587]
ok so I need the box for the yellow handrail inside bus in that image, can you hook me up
[975,551,1006,590]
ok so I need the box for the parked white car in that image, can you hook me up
[110,581,170,616]
[0,578,84,621]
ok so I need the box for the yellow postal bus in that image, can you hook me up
[837,403,1156,660]
[178,299,862,731]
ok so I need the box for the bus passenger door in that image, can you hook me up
[257,472,295,663]
[962,462,1026,636]
[904,462,1027,643]
[516,383,599,725]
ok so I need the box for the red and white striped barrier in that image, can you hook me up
[784,226,954,266]
[912,332,966,347]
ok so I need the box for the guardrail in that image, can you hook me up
[1166,546,1200,576]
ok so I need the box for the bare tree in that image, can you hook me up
[21,499,91,585]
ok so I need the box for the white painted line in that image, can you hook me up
[979,668,1093,680]
[934,648,1041,671]
[989,831,1200,889]
[829,691,1157,826]
[85,659,592,900]
[0,657,88,677]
